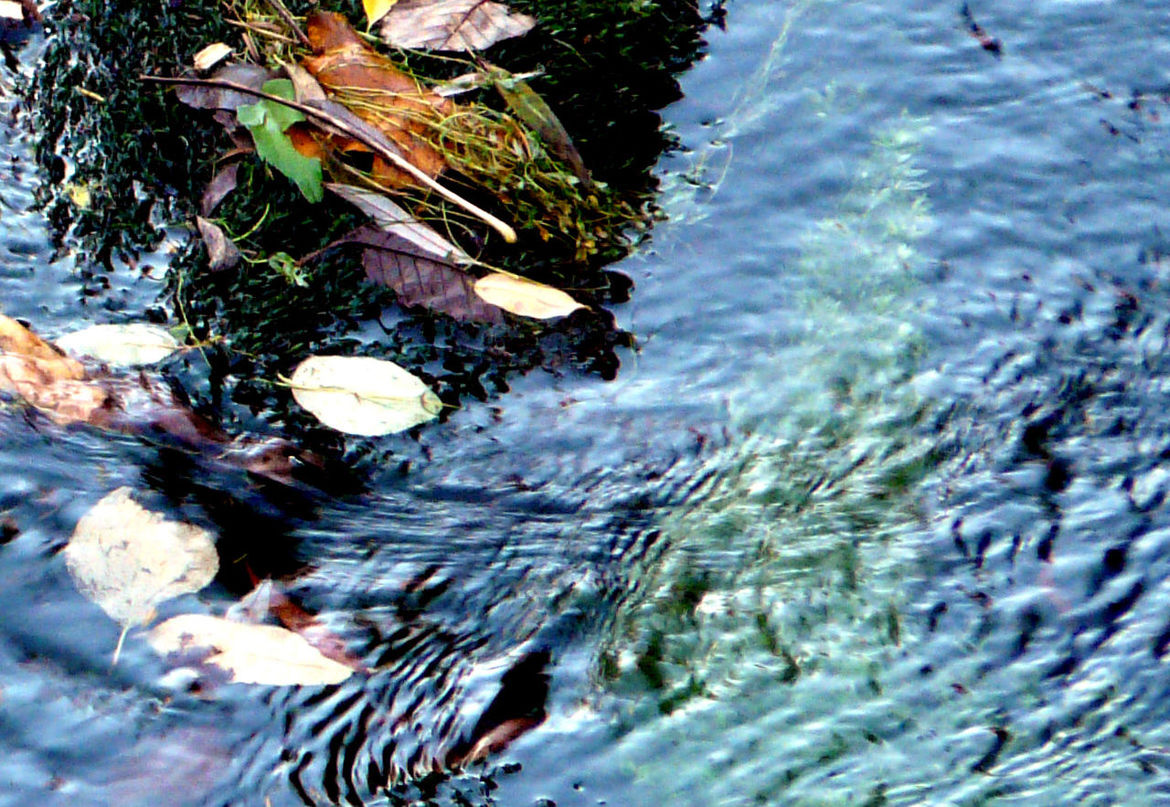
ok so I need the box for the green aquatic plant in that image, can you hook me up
[596,109,940,803]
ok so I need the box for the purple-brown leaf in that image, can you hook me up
[200,163,240,217]
[344,225,504,324]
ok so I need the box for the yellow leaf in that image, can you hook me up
[149,615,355,686]
[64,488,218,627]
[363,0,399,27]
[55,323,181,367]
[473,273,586,320]
[289,355,442,436]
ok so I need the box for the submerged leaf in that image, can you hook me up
[379,0,536,51]
[149,614,355,686]
[237,79,323,202]
[55,323,181,367]
[289,355,442,435]
[64,488,218,627]
[473,273,586,319]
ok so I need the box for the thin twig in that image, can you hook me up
[262,0,311,49]
[140,74,517,243]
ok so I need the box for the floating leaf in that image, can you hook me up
[149,614,355,686]
[473,273,586,319]
[289,355,441,435]
[192,42,232,72]
[237,79,324,203]
[55,323,181,367]
[64,488,218,627]
[337,223,503,324]
[379,0,536,51]
[363,0,398,27]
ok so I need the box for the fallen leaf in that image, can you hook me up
[0,356,108,424]
[149,614,355,685]
[196,216,242,272]
[0,315,104,424]
[327,183,472,263]
[363,0,398,27]
[339,223,504,324]
[379,0,536,51]
[200,162,240,216]
[0,314,81,368]
[289,355,442,435]
[64,488,218,627]
[302,11,450,188]
[487,66,592,186]
[230,579,367,672]
[473,273,586,319]
[55,323,181,367]
[237,79,324,202]
[192,42,233,72]
[174,63,278,111]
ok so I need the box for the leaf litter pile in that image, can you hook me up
[164,0,640,346]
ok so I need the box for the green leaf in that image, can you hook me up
[237,79,323,203]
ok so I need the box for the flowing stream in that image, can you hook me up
[3,1,1170,805]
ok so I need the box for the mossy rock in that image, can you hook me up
[29,0,709,450]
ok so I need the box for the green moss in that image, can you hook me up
[29,0,709,442]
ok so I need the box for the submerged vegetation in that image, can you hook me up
[29,0,709,446]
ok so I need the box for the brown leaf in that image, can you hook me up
[0,313,81,370]
[0,356,108,424]
[379,0,536,52]
[196,216,242,272]
[174,64,278,111]
[343,224,504,324]
[301,11,451,188]
[200,163,240,217]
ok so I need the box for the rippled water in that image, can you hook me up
[3,0,1170,804]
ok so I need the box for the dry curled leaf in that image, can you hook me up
[379,0,536,52]
[64,488,218,627]
[192,42,232,72]
[290,355,442,435]
[55,323,181,367]
[196,216,242,273]
[200,162,240,216]
[473,273,586,319]
[149,614,355,686]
